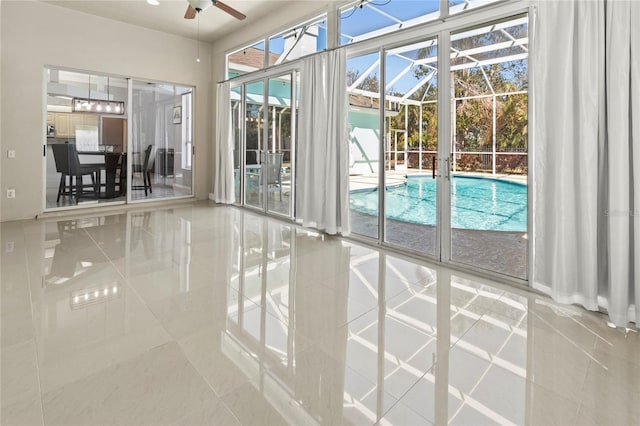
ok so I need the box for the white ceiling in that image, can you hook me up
[41,0,296,43]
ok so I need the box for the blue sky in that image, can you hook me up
[340,0,439,43]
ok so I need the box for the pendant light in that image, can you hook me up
[72,73,125,115]
[106,77,112,112]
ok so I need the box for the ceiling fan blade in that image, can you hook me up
[184,4,197,19]
[213,1,246,20]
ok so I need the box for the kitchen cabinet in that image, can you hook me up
[69,114,84,136]
[84,114,98,128]
[54,113,70,138]
[53,112,100,138]
[47,112,54,125]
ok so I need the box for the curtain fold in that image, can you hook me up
[533,0,639,327]
[213,82,235,204]
[296,49,350,235]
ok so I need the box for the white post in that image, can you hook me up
[492,94,496,175]
[272,106,277,153]
[419,103,423,171]
[451,71,456,173]
[452,98,456,173]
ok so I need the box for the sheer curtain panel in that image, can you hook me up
[213,82,235,204]
[296,49,350,235]
[533,0,639,327]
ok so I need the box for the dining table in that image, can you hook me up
[78,151,125,198]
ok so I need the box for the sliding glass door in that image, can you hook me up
[347,14,529,281]
[447,16,529,279]
[383,37,438,257]
[44,69,195,212]
[346,51,381,239]
[238,73,296,219]
[129,81,194,202]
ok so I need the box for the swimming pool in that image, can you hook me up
[350,175,527,232]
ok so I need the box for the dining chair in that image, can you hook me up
[266,152,284,200]
[51,142,101,202]
[131,144,155,196]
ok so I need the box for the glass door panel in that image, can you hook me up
[448,16,529,279]
[45,69,128,209]
[347,52,381,239]
[266,74,293,217]
[130,81,194,202]
[384,38,438,256]
[244,81,264,210]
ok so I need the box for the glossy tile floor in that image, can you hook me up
[1,202,638,425]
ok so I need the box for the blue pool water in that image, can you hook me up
[350,176,527,232]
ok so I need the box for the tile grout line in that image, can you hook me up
[19,221,47,426]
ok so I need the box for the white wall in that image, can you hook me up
[0,0,212,221]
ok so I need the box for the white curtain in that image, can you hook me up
[296,49,350,235]
[533,0,639,327]
[213,82,235,204]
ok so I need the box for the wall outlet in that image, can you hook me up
[5,242,14,253]
[6,189,15,198]
[7,150,16,159]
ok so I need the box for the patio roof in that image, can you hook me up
[347,15,528,102]
[227,6,527,108]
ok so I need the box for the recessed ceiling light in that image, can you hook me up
[147,0,160,5]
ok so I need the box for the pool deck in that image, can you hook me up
[350,209,527,279]
[349,169,528,279]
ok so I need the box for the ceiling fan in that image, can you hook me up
[184,0,246,21]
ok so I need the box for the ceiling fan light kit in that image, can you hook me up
[188,0,213,13]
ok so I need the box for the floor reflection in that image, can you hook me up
[215,213,539,425]
[1,204,638,425]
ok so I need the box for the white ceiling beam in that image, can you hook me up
[385,64,414,92]
[450,47,495,93]
[387,38,437,56]
[412,37,528,66]
[401,70,436,102]
[366,3,403,24]
[500,28,528,52]
[452,37,528,58]
[349,10,440,43]
[349,88,421,106]
[450,53,528,71]
[348,57,381,91]
[451,16,528,41]
[348,13,526,45]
